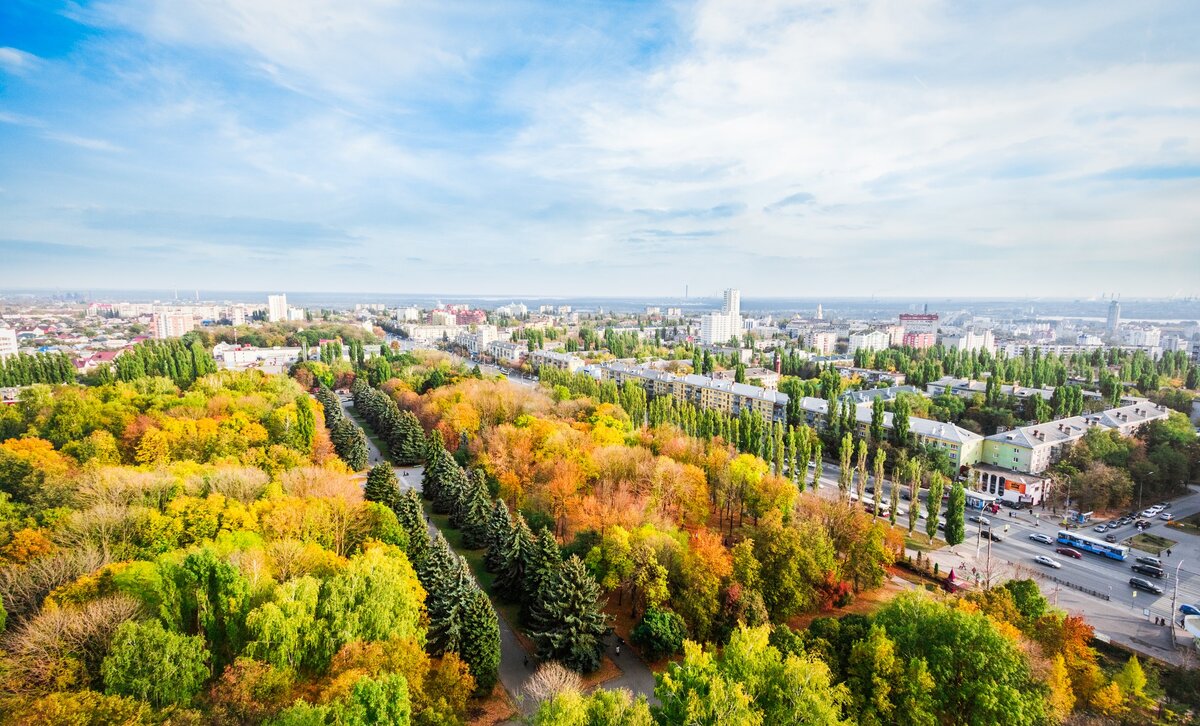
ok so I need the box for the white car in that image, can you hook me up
[1141,509,1160,518]
[1034,555,1063,569]
[1161,512,1174,521]
[1028,533,1054,545]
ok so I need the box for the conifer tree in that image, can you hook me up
[494,515,535,603]
[364,463,399,509]
[484,500,514,573]
[522,528,563,622]
[393,489,430,571]
[459,585,501,694]
[391,410,427,465]
[527,556,610,673]
[422,430,453,503]
[459,471,493,549]
[426,541,472,656]
[436,462,470,517]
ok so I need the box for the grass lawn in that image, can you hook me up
[1168,513,1200,537]
[1126,532,1178,555]
[906,535,948,553]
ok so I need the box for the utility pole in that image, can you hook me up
[1172,559,1184,649]
[985,525,994,589]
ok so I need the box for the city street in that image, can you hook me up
[802,457,1200,664]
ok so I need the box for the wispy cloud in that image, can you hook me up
[0,0,1197,296]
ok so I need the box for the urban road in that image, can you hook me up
[805,458,1200,665]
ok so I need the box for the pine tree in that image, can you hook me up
[494,515,535,603]
[393,489,430,571]
[422,431,452,503]
[527,556,610,673]
[436,462,470,517]
[365,464,399,509]
[484,500,514,573]
[425,536,470,655]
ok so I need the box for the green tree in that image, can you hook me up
[316,545,425,666]
[846,624,899,726]
[102,620,210,708]
[870,397,886,444]
[494,514,536,604]
[527,556,609,673]
[459,585,501,693]
[892,396,911,446]
[244,576,322,671]
[295,397,316,454]
[393,489,430,571]
[364,463,399,509]
[838,433,854,502]
[458,472,493,549]
[872,448,887,522]
[484,499,514,573]
[632,608,687,661]
[925,473,946,543]
[944,481,966,547]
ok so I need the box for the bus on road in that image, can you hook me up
[1056,530,1128,561]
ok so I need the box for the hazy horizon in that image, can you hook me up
[2,1,1199,296]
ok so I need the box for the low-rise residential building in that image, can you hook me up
[838,367,906,386]
[981,400,1170,475]
[531,349,585,372]
[796,396,983,468]
[925,376,1055,401]
[839,385,921,405]
[488,339,525,364]
[454,325,498,355]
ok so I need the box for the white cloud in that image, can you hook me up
[0,47,39,74]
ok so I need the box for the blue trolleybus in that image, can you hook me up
[1056,530,1128,561]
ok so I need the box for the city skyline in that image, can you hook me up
[2,1,1199,296]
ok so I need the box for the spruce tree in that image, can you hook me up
[391,411,427,465]
[527,556,609,673]
[494,515,535,603]
[393,489,430,571]
[459,471,493,549]
[364,464,399,509]
[426,543,472,656]
[435,462,470,517]
[422,431,453,503]
[459,584,501,694]
[484,500,514,573]
[522,528,563,623]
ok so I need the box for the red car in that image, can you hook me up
[1055,547,1083,559]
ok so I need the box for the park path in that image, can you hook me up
[335,395,658,715]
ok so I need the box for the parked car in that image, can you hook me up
[1161,513,1174,521]
[1140,509,1159,518]
[1094,524,1108,533]
[1136,556,1163,567]
[1055,547,1083,559]
[1130,577,1164,595]
[1034,555,1062,569]
[1104,534,1118,543]
[1028,533,1054,545]
[1132,564,1165,579]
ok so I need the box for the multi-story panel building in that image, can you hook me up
[599,362,789,423]
[805,330,838,355]
[941,329,995,353]
[152,308,198,339]
[530,349,585,372]
[901,332,936,350]
[981,400,1170,475]
[267,294,288,323]
[847,330,890,354]
[0,327,18,360]
[488,340,526,364]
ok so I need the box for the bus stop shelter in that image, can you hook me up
[965,490,1001,511]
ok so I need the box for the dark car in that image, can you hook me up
[1130,577,1164,595]
[987,531,1004,542]
[1104,533,1118,543]
[1136,556,1163,568]
[1055,547,1083,559]
[1132,564,1165,579]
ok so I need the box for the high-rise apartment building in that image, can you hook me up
[267,294,288,323]
[152,308,197,339]
[1106,300,1121,336]
[700,288,743,345]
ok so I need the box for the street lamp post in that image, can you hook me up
[1172,559,1184,648]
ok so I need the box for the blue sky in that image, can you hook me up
[1,0,1198,298]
